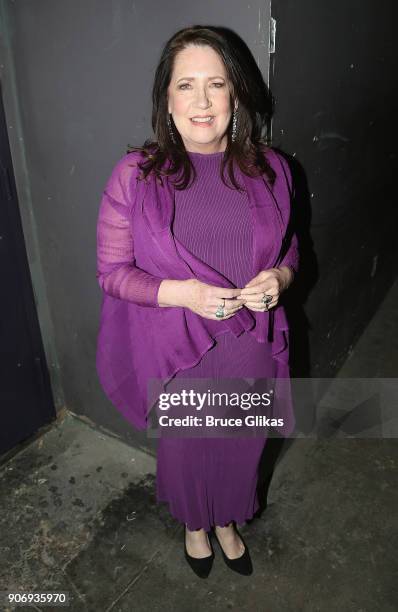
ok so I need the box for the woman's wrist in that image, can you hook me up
[157,279,193,308]
[277,266,294,291]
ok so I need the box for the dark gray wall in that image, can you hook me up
[5,1,394,451]
[1,0,271,450]
[270,0,398,377]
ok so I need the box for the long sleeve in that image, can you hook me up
[279,228,299,275]
[274,151,300,275]
[96,154,163,307]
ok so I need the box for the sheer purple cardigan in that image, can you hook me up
[96,148,299,436]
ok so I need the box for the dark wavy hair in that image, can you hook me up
[127,25,276,190]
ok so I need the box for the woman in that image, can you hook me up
[96,25,299,578]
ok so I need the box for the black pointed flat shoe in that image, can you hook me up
[212,525,253,575]
[184,528,215,579]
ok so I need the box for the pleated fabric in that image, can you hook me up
[155,150,276,531]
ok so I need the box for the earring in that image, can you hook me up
[231,108,238,142]
[167,113,176,144]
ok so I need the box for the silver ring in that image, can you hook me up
[262,293,273,305]
[215,298,225,318]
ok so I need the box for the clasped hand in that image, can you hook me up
[186,267,293,321]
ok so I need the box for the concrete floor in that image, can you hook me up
[1,281,398,611]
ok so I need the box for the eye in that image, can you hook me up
[177,82,225,90]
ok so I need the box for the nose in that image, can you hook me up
[194,86,211,109]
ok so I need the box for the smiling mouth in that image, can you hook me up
[190,116,215,124]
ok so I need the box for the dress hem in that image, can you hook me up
[156,494,260,532]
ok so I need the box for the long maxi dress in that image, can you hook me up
[156,150,278,532]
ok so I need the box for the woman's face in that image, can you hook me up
[167,44,236,153]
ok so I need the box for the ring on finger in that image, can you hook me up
[215,297,226,318]
[261,292,273,305]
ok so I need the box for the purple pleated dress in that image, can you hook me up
[155,150,278,532]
